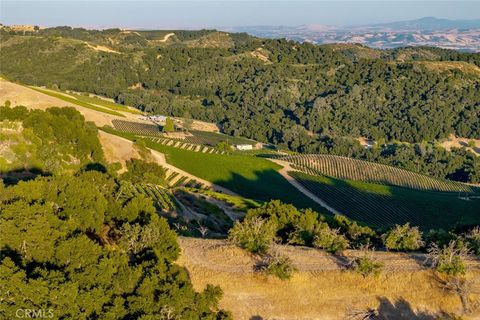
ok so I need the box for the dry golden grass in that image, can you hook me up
[0,79,147,127]
[98,131,141,172]
[177,237,480,320]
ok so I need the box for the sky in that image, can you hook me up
[1,1,479,29]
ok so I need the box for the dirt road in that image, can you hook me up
[268,158,341,215]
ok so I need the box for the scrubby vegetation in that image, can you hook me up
[228,217,277,254]
[382,223,425,251]
[350,245,384,278]
[426,241,470,276]
[258,249,297,280]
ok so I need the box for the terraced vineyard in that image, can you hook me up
[289,171,480,230]
[136,184,178,212]
[146,136,227,155]
[112,120,164,136]
[279,154,476,193]
[162,168,206,189]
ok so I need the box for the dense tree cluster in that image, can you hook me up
[1,28,478,182]
[0,105,104,182]
[0,171,231,319]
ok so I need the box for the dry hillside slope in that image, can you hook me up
[0,79,145,126]
[177,237,480,320]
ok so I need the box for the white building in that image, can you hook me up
[234,144,253,151]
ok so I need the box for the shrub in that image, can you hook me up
[216,141,233,153]
[382,223,424,251]
[163,117,175,132]
[228,217,277,254]
[312,223,349,254]
[350,245,383,278]
[333,215,377,248]
[426,241,470,276]
[464,226,480,256]
[259,249,297,280]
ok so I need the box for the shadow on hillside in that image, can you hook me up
[0,167,49,186]
[376,297,436,319]
[294,172,480,230]
[329,253,351,270]
[249,316,263,320]
[459,141,480,154]
[212,169,325,212]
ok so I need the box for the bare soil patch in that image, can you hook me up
[440,134,480,156]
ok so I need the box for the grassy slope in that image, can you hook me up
[291,171,480,230]
[65,92,142,114]
[101,127,326,213]
[30,87,126,117]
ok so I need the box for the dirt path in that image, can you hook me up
[268,159,341,215]
[158,32,175,42]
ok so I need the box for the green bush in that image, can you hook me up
[426,241,470,276]
[351,255,384,278]
[228,217,277,254]
[464,226,480,256]
[260,251,297,280]
[120,158,166,186]
[312,223,349,254]
[382,223,424,251]
[332,215,377,247]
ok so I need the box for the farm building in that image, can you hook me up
[140,115,167,122]
[234,144,253,151]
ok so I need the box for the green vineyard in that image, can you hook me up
[136,184,178,212]
[279,154,476,193]
[112,120,164,136]
[289,171,480,230]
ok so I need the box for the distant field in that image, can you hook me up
[278,154,476,193]
[101,127,326,213]
[31,87,125,117]
[290,171,480,230]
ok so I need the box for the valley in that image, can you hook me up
[1,22,480,320]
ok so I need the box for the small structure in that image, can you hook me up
[234,144,253,151]
[140,115,167,122]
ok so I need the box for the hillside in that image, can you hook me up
[178,237,480,320]
[1,26,479,185]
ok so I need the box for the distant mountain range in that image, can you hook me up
[227,17,480,51]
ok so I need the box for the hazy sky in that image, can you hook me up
[1,1,479,29]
